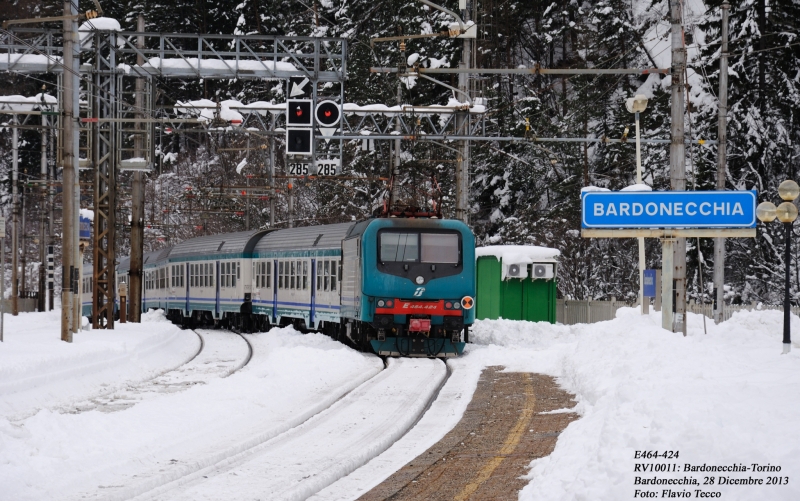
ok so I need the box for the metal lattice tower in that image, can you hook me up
[90,31,118,328]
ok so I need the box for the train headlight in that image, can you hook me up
[378,299,385,307]
[453,302,461,310]
[415,276,424,285]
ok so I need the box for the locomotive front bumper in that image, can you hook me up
[370,337,466,358]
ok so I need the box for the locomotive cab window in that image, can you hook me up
[379,231,461,265]
[380,233,418,262]
[420,233,459,263]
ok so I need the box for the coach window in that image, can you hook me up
[302,260,308,289]
[278,261,284,289]
[331,260,338,291]
[380,232,418,262]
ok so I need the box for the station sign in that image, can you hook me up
[643,269,656,297]
[79,214,92,240]
[581,191,757,229]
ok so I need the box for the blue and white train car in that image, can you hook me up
[160,230,269,328]
[250,223,352,333]
[142,247,175,313]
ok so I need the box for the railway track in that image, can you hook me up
[64,329,252,415]
[127,357,449,501]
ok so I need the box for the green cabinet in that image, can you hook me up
[476,256,557,323]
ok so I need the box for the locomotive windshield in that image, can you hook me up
[420,233,459,263]
[380,232,460,264]
[380,232,419,262]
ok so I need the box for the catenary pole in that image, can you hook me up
[48,114,55,311]
[11,114,18,316]
[70,10,81,334]
[39,107,47,312]
[669,0,687,335]
[713,1,729,324]
[455,0,471,224]
[129,13,146,323]
[61,0,77,341]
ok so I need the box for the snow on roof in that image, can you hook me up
[0,94,56,112]
[1,54,62,70]
[167,99,486,121]
[79,17,123,49]
[475,245,560,263]
[342,101,485,116]
[142,58,297,75]
[173,98,244,124]
[620,183,653,192]
[580,185,610,193]
[79,208,94,221]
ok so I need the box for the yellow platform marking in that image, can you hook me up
[453,373,536,501]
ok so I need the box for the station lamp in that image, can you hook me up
[756,179,800,353]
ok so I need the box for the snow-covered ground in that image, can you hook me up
[1,308,798,500]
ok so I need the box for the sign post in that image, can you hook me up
[581,190,756,332]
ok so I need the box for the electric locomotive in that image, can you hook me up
[340,218,475,357]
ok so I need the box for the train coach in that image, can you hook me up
[107,217,476,358]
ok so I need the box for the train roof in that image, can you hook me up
[254,222,354,253]
[169,229,269,260]
[117,255,130,272]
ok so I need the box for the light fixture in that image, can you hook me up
[778,180,800,201]
[756,201,777,222]
[625,94,649,114]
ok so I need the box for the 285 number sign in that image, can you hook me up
[315,162,338,176]
[288,162,310,176]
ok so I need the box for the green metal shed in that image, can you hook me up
[475,245,559,323]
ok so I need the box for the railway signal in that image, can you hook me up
[286,129,313,156]
[287,100,313,127]
[315,101,341,126]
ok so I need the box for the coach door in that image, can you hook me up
[272,259,278,323]
[215,260,221,318]
[310,258,316,328]
[185,262,190,315]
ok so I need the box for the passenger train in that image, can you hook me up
[89,218,476,358]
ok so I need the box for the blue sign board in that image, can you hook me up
[581,191,757,229]
[79,215,92,240]
[643,269,656,297]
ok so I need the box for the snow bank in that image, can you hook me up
[0,324,381,501]
[465,309,800,500]
[0,309,197,419]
